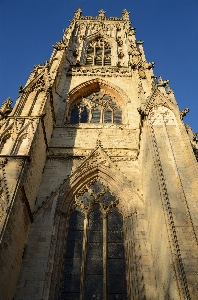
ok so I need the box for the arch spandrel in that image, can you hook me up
[58,147,142,216]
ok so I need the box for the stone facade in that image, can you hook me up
[0,8,198,300]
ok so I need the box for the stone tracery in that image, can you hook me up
[68,90,122,124]
[85,37,111,67]
[59,180,127,299]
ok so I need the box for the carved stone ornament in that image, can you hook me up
[122,9,130,20]
[73,48,79,57]
[0,158,9,231]
[74,8,82,19]
[128,27,136,36]
[165,83,174,94]
[98,9,105,17]
[53,36,68,50]
[180,108,190,120]
[137,107,148,120]
[89,36,110,49]
[117,37,123,47]
[145,62,155,70]
[18,85,24,94]
[118,50,124,59]
[0,98,13,120]
[66,67,132,77]
[157,76,170,87]
[117,23,122,31]
[25,64,46,86]
[33,76,46,92]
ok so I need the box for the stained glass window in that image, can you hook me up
[60,181,128,299]
[85,204,103,299]
[80,107,89,123]
[70,107,79,123]
[60,210,84,300]
[69,92,122,124]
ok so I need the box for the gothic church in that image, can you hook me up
[0,8,198,300]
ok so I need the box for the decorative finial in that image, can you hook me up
[165,83,174,94]
[122,9,130,20]
[74,8,82,19]
[157,76,170,87]
[19,85,23,93]
[98,9,105,17]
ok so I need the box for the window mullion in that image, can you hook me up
[100,109,103,123]
[103,213,107,300]
[112,108,114,123]
[80,213,88,300]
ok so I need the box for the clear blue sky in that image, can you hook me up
[0,0,197,131]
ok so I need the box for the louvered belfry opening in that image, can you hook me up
[69,91,122,124]
[60,181,127,300]
[85,37,111,67]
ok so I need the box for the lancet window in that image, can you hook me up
[69,91,122,124]
[86,38,111,66]
[60,181,127,300]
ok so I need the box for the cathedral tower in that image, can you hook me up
[0,9,198,300]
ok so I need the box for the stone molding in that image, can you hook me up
[41,143,143,299]
[66,77,130,106]
[66,66,132,77]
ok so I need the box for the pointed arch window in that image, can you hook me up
[85,38,111,67]
[60,181,128,300]
[69,91,122,124]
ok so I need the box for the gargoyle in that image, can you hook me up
[0,97,13,120]
[146,62,155,70]
[180,108,190,120]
